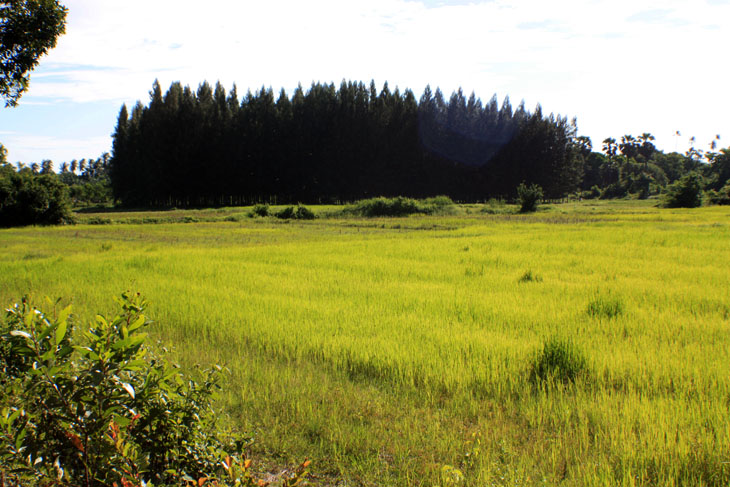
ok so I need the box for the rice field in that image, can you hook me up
[1,201,729,486]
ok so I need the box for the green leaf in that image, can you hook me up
[57,304,72,324]
[38,321,57,341]
[55,319,68,346]
[112,414,131,427]
[57,346,74,359]
[112,334,147,351]
[95,315,108,329]
[128,315,146,333]
[15,425,27,450]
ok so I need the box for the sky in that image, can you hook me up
[1,0,728,165]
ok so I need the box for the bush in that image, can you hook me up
[348,196,455,217]
[530,336,588,385]
[275,204,315,220]
[516,182,543,213]
[0,292,309,487]
[0,165,74,227]
[661,172,703,208]
[249,204,270,217]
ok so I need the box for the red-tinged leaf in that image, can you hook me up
[64,431,84,452]
[244,459,252,469]
[198,477,208,486]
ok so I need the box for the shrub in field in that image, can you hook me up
[516,182,543,213]
[275,204,315,220]
[661,172,703,208]
[530,336,588,385]
[249,204,270,217]
[422,195,456,213]
[348,196,455,217]
[0,292,309,487]
[586,293,624,319]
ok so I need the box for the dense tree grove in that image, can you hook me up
[109,80,582,207]
[0,161,72,226]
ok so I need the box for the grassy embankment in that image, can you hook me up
[1,200,729,486]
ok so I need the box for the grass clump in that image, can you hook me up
[587,292,625,319]
[348,196,455,217]
[530,336,588,385]
[518,269,542,283]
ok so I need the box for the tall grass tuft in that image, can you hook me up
[530,336,588,385]
[587,292,625,319]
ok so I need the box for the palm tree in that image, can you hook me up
[70,159,77,173]
[60,162,69,173]
[637,132,656,162]
[30,162,39,173]
[602,137,618,158]
[619,135,638,159]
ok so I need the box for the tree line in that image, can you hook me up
[109,80,581,207]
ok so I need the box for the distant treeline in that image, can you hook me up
[110,80,581,207]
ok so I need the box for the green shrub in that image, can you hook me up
[0,292,309,487]
[250,204,270,217]
[422,195,456,211]
[275,204,315,220]
[661,172,703,208]
[530,336,588,385]
[516,182,543,213]
[294,204,315,220]
[348,196,455,217]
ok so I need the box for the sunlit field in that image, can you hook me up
[1,201,729,486]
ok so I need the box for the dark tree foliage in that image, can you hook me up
[0,0,67,106]
[705,149,730,191]
[662,172,703,208]
[0,163,73,226]
[110,80,581,207]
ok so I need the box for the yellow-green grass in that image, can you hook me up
[1,201,729,486]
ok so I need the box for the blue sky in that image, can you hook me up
[1,0,728,165]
